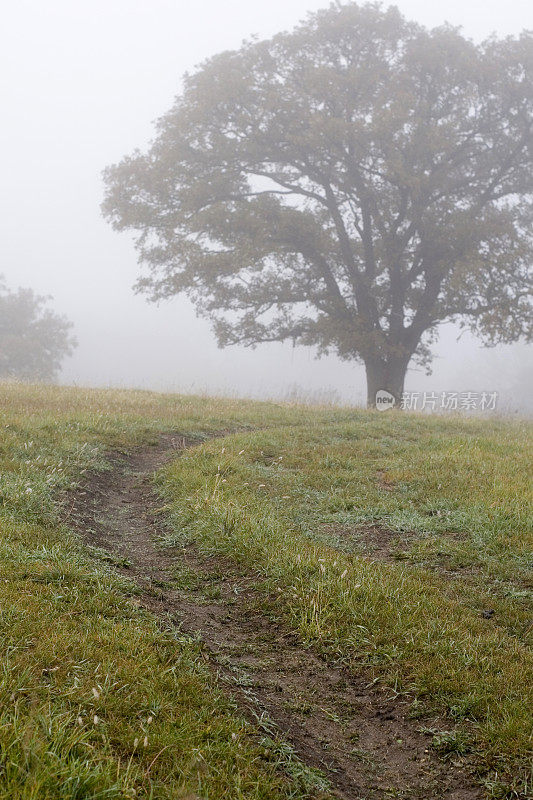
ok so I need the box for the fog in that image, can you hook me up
[1,0,532,410]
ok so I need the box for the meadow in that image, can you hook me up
[0,382,530,799]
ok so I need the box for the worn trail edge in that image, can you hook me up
[67,435,483,800]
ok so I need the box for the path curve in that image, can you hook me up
[68,434,482,800]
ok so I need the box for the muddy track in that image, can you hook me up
[67,435,483,800]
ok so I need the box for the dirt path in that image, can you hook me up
[67,435,483,800]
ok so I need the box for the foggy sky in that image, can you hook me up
[1,0,532,409]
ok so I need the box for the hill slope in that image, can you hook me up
[0,383,530,799]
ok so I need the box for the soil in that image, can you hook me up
[66,434,483,800]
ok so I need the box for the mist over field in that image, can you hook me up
[1,0,531,410]
[1,6,532,796]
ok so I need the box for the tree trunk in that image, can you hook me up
[364,357,408,409]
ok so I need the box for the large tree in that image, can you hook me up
[103,1,532,406]
[0,278,76,382]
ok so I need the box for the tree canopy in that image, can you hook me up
[103,1,532,405]
[0,278,76,381]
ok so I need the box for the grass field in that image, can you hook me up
[0,382,531,799]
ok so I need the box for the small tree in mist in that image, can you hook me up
[103,2,532,406]
[0,278,76,382]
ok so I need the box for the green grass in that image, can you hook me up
[158,416,532,797]
[0,382,531,798]
[0,382,340,800]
